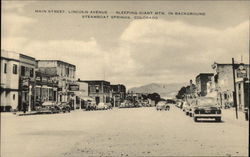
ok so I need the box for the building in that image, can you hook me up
[36,60,76,105]
[1,50,19,111]
[236,79,249,110]
[195,73,214,97]
[69,80,89,109]
[19,54,36,111]
[34,70,58,106]
[210,62,250,109]
[1,50,36,112]
[79,80,111,104]
[111,84,126,107]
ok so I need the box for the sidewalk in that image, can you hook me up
[222,108,249,127]
[14,111,39,116]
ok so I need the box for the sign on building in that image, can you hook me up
[236,64,247,78]
[69,84,79,91]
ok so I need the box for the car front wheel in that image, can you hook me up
[215,117,221,122]
[194,117,198,122]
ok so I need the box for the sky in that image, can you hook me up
[1,0,249,89]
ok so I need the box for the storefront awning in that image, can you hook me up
[80,96,94,101]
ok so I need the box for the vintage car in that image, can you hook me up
[106,103,113,109]
[189,97,222,122]
[156,101,170,111]
[36,101,61,114]
[85,101,97,111]
[185,99,196,116]
[96,102,108,110]
[57,102,71,113]
[182,101,188,112]
[119,101,131,108]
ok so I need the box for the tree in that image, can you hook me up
[176,86,186,99]
[147,93,161,104]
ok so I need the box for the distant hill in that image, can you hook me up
[128,83,186,99]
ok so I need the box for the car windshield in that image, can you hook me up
[42,101,53,106]
[198,98,217,107]
[158,101,166,106]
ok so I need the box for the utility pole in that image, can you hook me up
[232,58,238,119]
[28,80,32,112]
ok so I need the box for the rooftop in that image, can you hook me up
[78,79,110,84]
[37,60,76,67]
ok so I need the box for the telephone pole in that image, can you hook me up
[232,58,238,119]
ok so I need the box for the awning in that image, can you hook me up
[76,95,94,101]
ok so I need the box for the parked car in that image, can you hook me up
[86,101,97,111]
[96,102,108,110]
[36,101,60,114]
[190,97,222,122]
[185,99,196,116]
[57,102,71,113]
[156,101,170,111]
[119,102,126,108]
[182,101,188,112]
[106,103,113,109]
[176,101,183,109]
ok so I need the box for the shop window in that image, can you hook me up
[30,68,34,77]
[13,64,18,74]
[4,63,7,73]
[224,93,227,100]
[21,66,25,76]
[66,67,69,77]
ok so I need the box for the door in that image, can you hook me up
[95,97,100,105]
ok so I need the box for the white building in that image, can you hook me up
[1,50,19,111]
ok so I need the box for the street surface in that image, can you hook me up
[1,106,248,157]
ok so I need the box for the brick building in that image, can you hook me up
[195,73,214,97]
[210,62,250,109]
[111,84,126,106]
[79,80,111,104]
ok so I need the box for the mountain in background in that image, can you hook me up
[128,83,186,99]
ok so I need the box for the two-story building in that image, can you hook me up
[36,60,76,105]
[211,62,249,109]
[111,84,126,106]
[1,50,36,111]
[19,54,36,111]
[79,80,111,104]
[1,50,19,111]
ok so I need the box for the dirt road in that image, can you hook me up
[1,106,248,157]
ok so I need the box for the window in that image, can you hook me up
[224,93,227,100]
[21,66,25,76]
[4,63,7,73]
[95,86,99,93]
[30,68,34,77]
[90,86,95,93]
[66,67,69,77]
[13,64,18,74]
[13,94,15,100]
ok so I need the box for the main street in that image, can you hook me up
[1,106,248,157]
